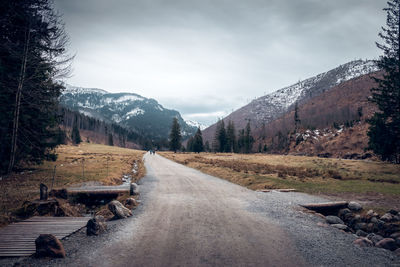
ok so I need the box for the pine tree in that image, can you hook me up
[108,133,114,146]
[294,102,301,133]
[71,116,81,145]
[0,0,72,173]
[205,141,210,152]
[214,119,227,152]
[169,117,182,153]
[226,120,236,153]
[368,0,400,163]
[192,128,204,153]
[243,121,254,153]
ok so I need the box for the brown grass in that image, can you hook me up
[0,143,145,227]
[161,152,400,211]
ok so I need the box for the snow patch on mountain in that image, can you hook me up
[249,59,378,124]
[63,84,107,95]
[185,120,207,130]
[116,95,144,103]
[125,108,145,119]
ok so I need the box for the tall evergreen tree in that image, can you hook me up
[294,102,301,133]
[71,116,81,145]
[169,117,182,153]
[108,133,114,146]
[243,121,254,153]
[214,119,227,152]
[368,0,400,163]
[0,0,71,173]
[226,120,236,153]
[192,128,204,153]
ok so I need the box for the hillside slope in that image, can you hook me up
[254,72,382,158]
[60,85,197,141]
[202,60,378,143]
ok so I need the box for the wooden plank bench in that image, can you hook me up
[0,216,89,257]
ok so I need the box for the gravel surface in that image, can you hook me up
[1,153,399,266]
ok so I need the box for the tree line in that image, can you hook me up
[168,118,255,153]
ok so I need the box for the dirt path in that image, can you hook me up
[81,153,305,266]
[11,153,398,267]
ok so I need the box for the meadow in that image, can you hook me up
[0,143,145,226]
[161,152,400,212]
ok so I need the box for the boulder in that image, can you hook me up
[343,212,355,223]
[354,223,368,232]
[326,216,344,225]
[380,213,393,222]
[348,201,362,212]
[331,224,349,231]
[353,238,373,248]
[356,230,368,237]
[390,232,400,239]
[367,233,384,244]
[125,198,138,209]
[366,210,378,220]
[108,200,132,219]
[376,238,397,251]
[396,238,400,247]
[130,183,139,196]
[338,208,352,219]
[388,209,399,215]
[35,234,65,258]
[86,216,107,236]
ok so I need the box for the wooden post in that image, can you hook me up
[40,183,48,200]
[50,165,56,192]
[82,158,85,179]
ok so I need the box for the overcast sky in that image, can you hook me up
[54,0,387,126]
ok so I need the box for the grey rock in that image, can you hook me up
[35,234,66,258]
[331,224,349,231]
[356,230,368,237]
[130,183,139,195]
[348,201,362,212]
[393,215,400,222]
[366,210,378,220]
[353,238,373,248]
[338,208,351,219]
[354,222,367,232]
[396,238,400,247]
[125,197,138,208]
[388,209,399,215]
[370,217,379,224]
[326,215,344,225]
[380,213,393,222]
[390,232,400,239]
[376,238,397,251]
[108,200,133,219]
[86,216,107,236]
[367,233,384,244]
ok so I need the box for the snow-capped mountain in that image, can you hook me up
[185,120,208,130]
[201,59,379,141]
[60,85,197,140]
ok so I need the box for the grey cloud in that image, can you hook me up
[54,0,387,126]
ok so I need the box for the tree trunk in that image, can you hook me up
[8,27,30,174]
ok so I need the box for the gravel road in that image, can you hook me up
[5,153,399,266]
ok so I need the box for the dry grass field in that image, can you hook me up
[0,143,145,226]
[161,152,400,212]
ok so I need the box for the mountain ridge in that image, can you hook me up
[202,59,379,143]
[60,84,197,141]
